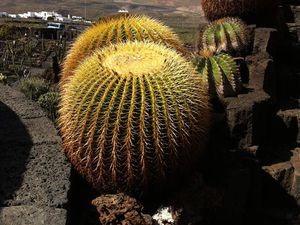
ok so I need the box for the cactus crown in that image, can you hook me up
[201,17,248,55]
[59,42,211,193]
[62,14,185,84]
[194,50,241,97]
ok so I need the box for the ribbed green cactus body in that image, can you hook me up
[62,14,185,84]
[194,51,241,97]
[59,42,211,193]
[201,18,248,54]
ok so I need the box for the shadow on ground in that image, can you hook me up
[0,101,32,209]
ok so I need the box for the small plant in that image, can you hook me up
[0,73,7,85]
[59,42,211,193]
[61,13,186,84]
[18,77,50,101]
[0,24,13,40]
[38,92,59,121]
[193,50,241,97]
[201,17,248,55]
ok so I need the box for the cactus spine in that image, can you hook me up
[201,0,254,21]
[194,50,241,97]
[59,42,211,193]
[62,14,186,84]
[201,17,248,55]
[200,0,278,25]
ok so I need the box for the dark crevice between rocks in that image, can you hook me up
[66,168,99,225]
[0,101,32,210]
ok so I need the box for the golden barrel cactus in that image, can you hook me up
[61,14,186,84]
[59,42,211,193]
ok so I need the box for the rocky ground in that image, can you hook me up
[0,85,71,225]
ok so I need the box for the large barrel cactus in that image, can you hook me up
[201,0,278,25]
[193,50,241,97]
[201,17,248,55]
[61,14,186,84]
[59,42,211,193]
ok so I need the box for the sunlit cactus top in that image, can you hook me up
[61,13,186,84]
[201,17,248,54]
[59,42,211,193]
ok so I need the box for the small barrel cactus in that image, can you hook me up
[201,17,248,55]
[193,50,241,97]
[38,92,59,121]
[61,14,186,84]
[18,77,50,101]
[59,42,211,193]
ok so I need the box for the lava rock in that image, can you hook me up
[252,28,279,56]
[277,109,300,144]
[246,55,276,94]
[0,205,67,225]
[225,91,271,149]
[92,193,153,225]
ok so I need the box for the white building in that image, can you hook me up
[39,11,62,20]
[3,10,88,23]
[0,12,8,17]
[8,14,19,18]
[55,16,72,23]
[118,8,129,13]
[27,12,38,18]
[72,16,83,20]
[18,13,29,18]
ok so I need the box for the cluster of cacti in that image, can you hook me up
[201,0,254,22]
[201,17,248,55]
[18,77,50,101]
[38,92,59,121]
[59,42,211,193]
[61,14,186,84]
[193,50,241,97]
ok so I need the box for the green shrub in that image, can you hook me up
[0,73,7,85]
[18,77,50,101]
[38,92,59,121]
[0,25,13,40]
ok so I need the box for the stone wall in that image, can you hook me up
[0,84,71,225]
